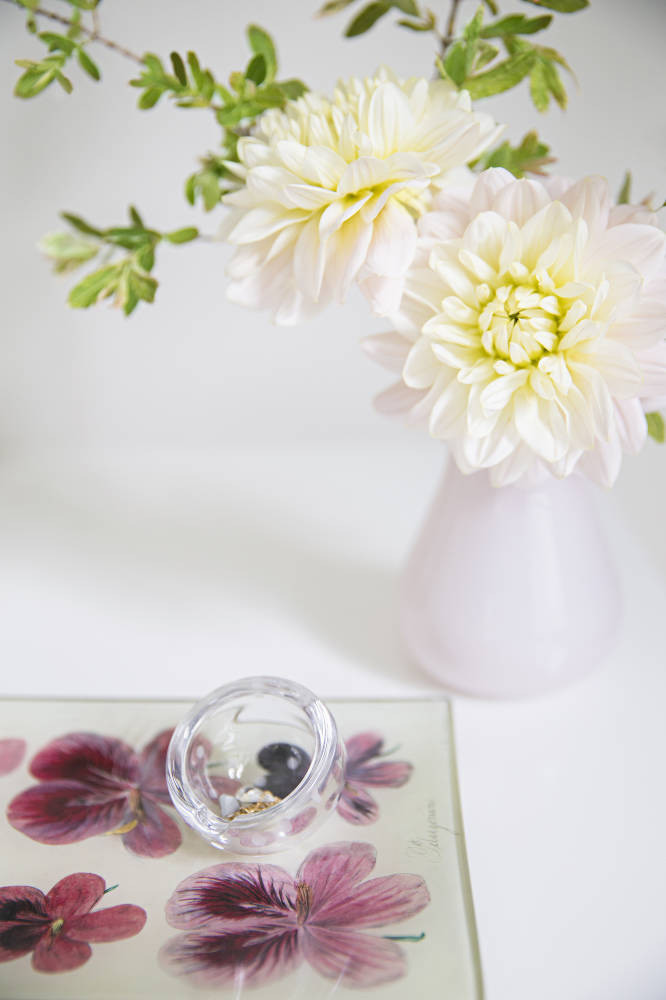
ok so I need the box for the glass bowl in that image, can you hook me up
[166,676,346,853]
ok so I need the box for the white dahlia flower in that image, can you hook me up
[222,69,502,324]
[364,169,666,487]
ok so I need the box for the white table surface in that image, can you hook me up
[1,445,665,1000]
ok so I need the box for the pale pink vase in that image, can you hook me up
[400,460,621,699]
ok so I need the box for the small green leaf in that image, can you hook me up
[396,16,434,30]
[127,267,157,304]
[128,205,144,227]
[277,79,308,100]
[478,130,554,177]
[480,14,552,37]
[646,412,665,443]
[465,49,536,99]
[529,60,550,111]
[39,231,99,272]
[443,41,468,87]
[164,227,199,244]
[77,48,100,81]
[521,0,588,10]
[170,51,187,86]
[138,87,162,109]
[61,212,104,237]
[541,56,567,108]
[68,264,121,309]
[318,0,356,12]
[135,244,155,271]
[474,41,499,70]
[186,51,204,90]
[392,0,420,14]
[345,2,390,37]
[14,64,56,98]
[39,31,76,54]
[55,71,73,95]
[617,171,632,206]
[245,53,267,86]
[247,25,277,82]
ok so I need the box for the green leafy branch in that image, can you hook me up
[39,208,199,315]
[438,6,576,111]
[7,0,143,97]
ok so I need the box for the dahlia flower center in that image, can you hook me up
[477,281,565,368]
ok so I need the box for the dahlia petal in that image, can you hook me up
[276,141,346,188]
[227,207,309,245]
[28,732,138,786]
[637,341,666,398]
[614,397,648,454]
[521,202,574,270]
[45,874,104,921]
[489,443,536,486]
[568,362,614,440]
[0,739,26,776]
[609,297,666,348]
[338,156,390,198]
[122,797,181,859]
[297,843,377,912]
[365,199,417,279]
[368,83,411,158]
[359,272,406,315]
[462,416,517,468]
[66,904,146,943]
[577,428,623,488]
[429,378,469,438]
[166,863,296,932]
[513,388,566,463]
[403,338,439,389]
[430,249,477,305]
[322,212,374,301]
[362,332,412,373]
[302,926,406,987]
[480,370,529,413]
[462,211,508,271]
[7,780,128,844]
[337,785,379,825]
[283,184,336,210]
[430,341,479,370]
[160,928,301,990]
[32,935,92,973]
[492,178,550,228]
[584,224,666,281]
[560,175,610,235]
[294,215,326,301]
[573,338,642,396]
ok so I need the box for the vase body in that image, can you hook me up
[399,460,621,699]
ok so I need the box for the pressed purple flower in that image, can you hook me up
[0,739,26,776]
[337,733,413,826]
[161,840,429,989]
[0,872,146,973]
[7,729,181,858]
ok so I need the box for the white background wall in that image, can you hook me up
[1,0,665,446]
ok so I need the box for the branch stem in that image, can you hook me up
[2,0,143,64]
[440,0,463,56]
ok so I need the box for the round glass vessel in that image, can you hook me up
[167,676,345,853]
